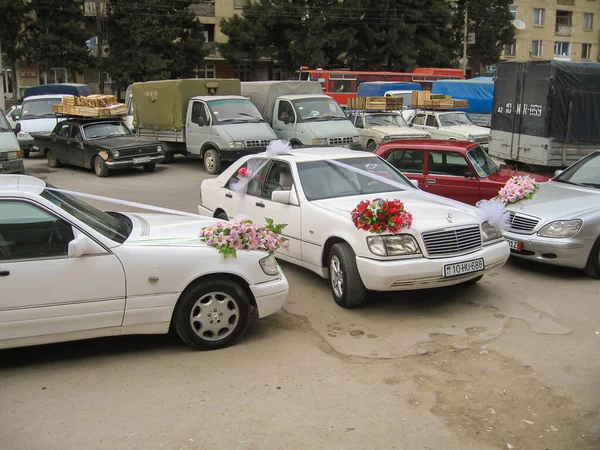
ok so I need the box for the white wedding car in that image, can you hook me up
[198,148,510,308]
[0,175,288,350]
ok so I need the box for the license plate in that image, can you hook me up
[506,238,522,251]
[133,156,151,164]
[444,258,485,278]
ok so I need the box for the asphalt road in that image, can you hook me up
[1,155,599,450]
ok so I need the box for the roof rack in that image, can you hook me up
[51,94,127,118]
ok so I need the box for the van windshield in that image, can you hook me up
[208,99,265,124]
[293,98,346,121]
[21,98,63,119]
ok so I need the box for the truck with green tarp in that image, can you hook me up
[131,78,277,174]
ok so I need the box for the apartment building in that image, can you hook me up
[502,0,600,62]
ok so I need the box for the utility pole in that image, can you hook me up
[462,2,468,76]
[96,0,104,93]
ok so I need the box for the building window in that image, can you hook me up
[554,41,571,59]
[555,10,572,36]
[509,6,518,20]
[533,8,545,26]
[202,24,215,42]
[41,68,67,85]
[582,43,592,60]
[504,42,516,57]
[531,40,543,57]
[103,72,112,84]
[584,13,594,30]
[233,0,248,8]
[193,63,216,78]
[235,63,252,82]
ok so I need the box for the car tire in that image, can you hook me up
[366,140,377,152]
[216,211,228,220]
[46,149,61,168]
[328,243,366,308]
[93,155,109,177]
[584,237,600,279]
[173,278,251,350]
[162,152,175,164]
[463,274,484,285]
[203,149,222,175]
[22,149,30,159]
[143,163,156,173]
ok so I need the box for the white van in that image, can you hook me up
[15,94,67,157]
[0,110,24,174]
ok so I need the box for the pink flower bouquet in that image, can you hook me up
[199,218,289,259]
[496,175,540,204]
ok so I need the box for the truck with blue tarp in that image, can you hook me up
[431,78,494,127]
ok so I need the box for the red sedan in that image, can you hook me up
[376,140,551,205]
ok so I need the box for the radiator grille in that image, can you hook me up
[245,139,272,148]
[422,226,482,257]
[507,212,540,233]
[327,136,354,146]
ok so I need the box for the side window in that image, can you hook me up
[70,125,82,141]
[191,102,209,125]
[413,114,426,126]
[261,161,294,199]
[56,123,70,138]
[427,152,471,176]
[354,115,364,128]
[225,158,270,197]
[386,150,424,174]
[277,101,295,123]
[0,201,74,261]
[425,115,437,127]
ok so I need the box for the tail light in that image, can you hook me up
[17,150,23,159]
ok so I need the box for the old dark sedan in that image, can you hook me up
[33,118,164,177]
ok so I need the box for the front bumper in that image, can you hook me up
[0,158,25,174]
[355,240,509,291]
[344,142,362,150]
[503,230,591,269]
[249,272,289,318]
[105,154,164,169]
[18,136,35,151]
[218,147,266,161]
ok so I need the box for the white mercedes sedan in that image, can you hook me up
[0,175,288,350]
[198,148,509,308]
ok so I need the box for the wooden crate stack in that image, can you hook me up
[52,94,128,117]
[411,90,469,109]
[347,96,404,110]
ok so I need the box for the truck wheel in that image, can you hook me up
[328,243,366,308]
[203,149,222,175]
[22,149,30,159]
[93,155,109,177]
[366,141,377,152]
[162,152,175,164]
[46,149,61,168]
[143,163,156,173]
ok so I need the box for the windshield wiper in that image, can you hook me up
[237,112,265,122]
[219,118,247,123]
[580,182,600,188]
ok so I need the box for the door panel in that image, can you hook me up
[384,149,426,188]
[186,101,211,155]
[424,151,480,204]
[273,100,298,142]
[52,123,71,162]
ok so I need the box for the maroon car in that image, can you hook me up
[376,140,551,205]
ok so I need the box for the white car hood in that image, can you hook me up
[444,124,490,137]
[312,190,480,232]
[368,125,429,138]
[220,122,278,142]
[305,120,357,138]
[123,212,221,245]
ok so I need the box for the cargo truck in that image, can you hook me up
[489,60,600,169]
[241,81,360,149]
[132,78,277,174]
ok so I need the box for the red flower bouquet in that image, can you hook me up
[351,199,413,234]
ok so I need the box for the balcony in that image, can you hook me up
[557,0,574,5]
[190,1,215,17]
[555,25,572,36]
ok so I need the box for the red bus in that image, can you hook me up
[295,67,464,107]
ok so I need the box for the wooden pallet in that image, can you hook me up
[347,96,403,110]
[410,90,469,109]
[52,103,128,117]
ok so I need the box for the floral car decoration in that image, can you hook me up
[351,199,413,234]
[496,175,541,204]
[237,166,251,179]
[199,218,289,259]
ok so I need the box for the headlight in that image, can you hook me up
[112,150,120,158]
[538,220,582,238]
[228,141,245,148]
[7,151,19,160]
[467,134,475,142]
[312,138,328,145]
[157,145,163,152]
[259,255,280,276]
[17,131,32,139]
[481,221,502,242]
[367,235,421,256]
[383,135,392,142]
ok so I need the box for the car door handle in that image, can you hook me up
[0,270,10,277]
[225,193,233,199]
[426,178,436,184]
[274,128,282,131]
[255,201,265,208]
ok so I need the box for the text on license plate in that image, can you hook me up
[444,258,485,277]
[133,156,151,164]
[506,238,522,251]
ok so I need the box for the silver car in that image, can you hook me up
[503,151,600,278]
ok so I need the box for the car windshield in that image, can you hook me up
[21,98,63,119]
[293,98,347,121]
[365,113,407,128]
[554,152,600,189]
[438,113,473,127]
[40,188,132,243]
[83,122,131,140]
[208,99,265,123]
[0,111,11,131]
[297,156,414,201]
[466,145,499,177]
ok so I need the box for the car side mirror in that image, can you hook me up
[14,123,21,134]
[271,189,299,206]
[554,169,563,177]
[410,179,419,188]
[68,229,106,258]
[197,117,206,127]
